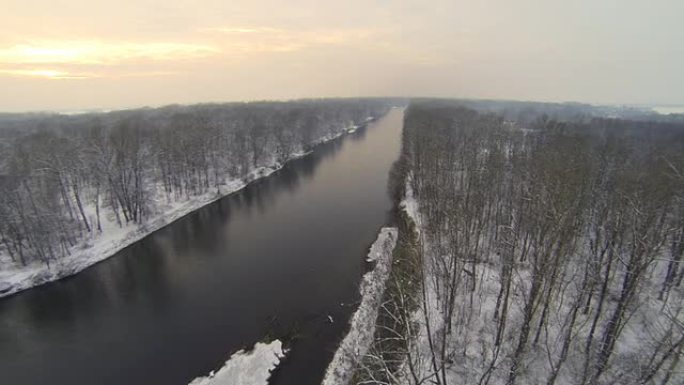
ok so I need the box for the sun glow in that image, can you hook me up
[0,41,219,65]
[0,67,184,79]
[0,68,93,79]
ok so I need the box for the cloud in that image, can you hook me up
[202,25,386,54]
[199,25,450,67]
[0,41,220,65]
[0,68,95,79]
[0,67,180,80]
[199,27,283,34]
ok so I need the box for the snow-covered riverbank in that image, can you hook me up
[322,227,398,385]
[188,340,286,385]
[0,122,368,299]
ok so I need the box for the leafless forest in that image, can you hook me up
[0,99,392,270]
[360,100,684,385]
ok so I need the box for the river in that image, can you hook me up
[0,108,404,385]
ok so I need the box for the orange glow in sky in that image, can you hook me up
[1,0,682,111]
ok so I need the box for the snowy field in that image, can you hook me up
[188,340,286,385]
[322,227,398,385]
[0,123,364,298]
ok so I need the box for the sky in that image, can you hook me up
[1,0,682,112]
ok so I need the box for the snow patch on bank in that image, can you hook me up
[395,175,448,384]
[400,176,421,230]
[322,227,398,385]
[188,340,286,385]
[0,165,280,298]
[0,122,365,298]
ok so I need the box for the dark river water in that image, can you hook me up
[0,108,404,385]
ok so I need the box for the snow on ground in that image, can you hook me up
[395,177,447,382]
[400,176,421,231]
[398,176,532,385]
[188,340,286,385]
[397,174,684,385]
[0,123,363,298]
[0,168,272,298]
[322,227,398,385]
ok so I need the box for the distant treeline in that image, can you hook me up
[408,97,684,125]
[361,100,684,385]
[0,98,396,268]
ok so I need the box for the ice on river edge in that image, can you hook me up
[188,340,286,385]
[321,227,398,385]
[0,123,363,298]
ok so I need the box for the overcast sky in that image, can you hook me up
[1,0,682,112]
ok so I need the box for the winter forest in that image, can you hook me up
[0,99,392,291]
[356,100,684,385]
[3,1,683,384]
[2,97,683,385]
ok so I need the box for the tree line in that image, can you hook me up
[0,99,394,270]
